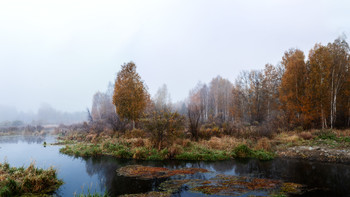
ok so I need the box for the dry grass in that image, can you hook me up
[174,138,191,147]
[274,132,300,144]
[298,131,314,140]
[200,136,243,151]
[124,129,147,139]
[333,129,350,137]
[168,144,184,157]
[0,161,63,196]
[255,137,272,151]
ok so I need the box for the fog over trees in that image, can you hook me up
[1,37,349,132]
[0,104,86,126]
[85,36,349,137]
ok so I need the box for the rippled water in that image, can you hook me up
[0,135,349,196]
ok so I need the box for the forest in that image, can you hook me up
[86,36,350,137]
[53,37,350,165]
[1,37,350,197]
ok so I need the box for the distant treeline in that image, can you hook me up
[0,104,86,126]
[87,36,349,137]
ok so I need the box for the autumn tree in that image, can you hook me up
[279,49,307,128]
[262,64,281,121]
[304,44,332,128]
[302,37,350,128]
[327,37,350,128]
[113,62,149,129]
[247,70,265,123]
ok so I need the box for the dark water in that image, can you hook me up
[0,135,349,197]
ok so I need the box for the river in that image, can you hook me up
[0,135,349,196]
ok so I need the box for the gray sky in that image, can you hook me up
[0,0,349,112]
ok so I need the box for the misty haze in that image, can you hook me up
[0,1,350,197]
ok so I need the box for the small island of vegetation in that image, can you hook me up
[0,161,63,196]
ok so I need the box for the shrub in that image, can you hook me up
[131,138,145,148]
[124,129,147,139]
[233,144,253,158]
[168,144,184,158]
[132,147,149,159]
[144,110,185,150]
[299,131,313,140]
[254,150,274,161]
[198,127,222,140]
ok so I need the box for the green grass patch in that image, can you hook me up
[232,144,274,161]
[60,140,274,161]
[175,145,231,161]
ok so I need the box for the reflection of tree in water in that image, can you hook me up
[0,136,46,144]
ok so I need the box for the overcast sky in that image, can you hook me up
[0,0,349,113]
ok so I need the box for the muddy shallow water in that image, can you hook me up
[0,135,349,196]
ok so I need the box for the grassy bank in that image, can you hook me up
[0,161,63,196]
[59,135,274,161]
[58,128,350,162]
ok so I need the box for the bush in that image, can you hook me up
[233,144,253,158]
[132,147,149,159]
[254,150,274,161]
[299,131,313,140]
[124,129,147,139]
[168,144,184,158]
[198,127,222,140]
[144,110,185,150]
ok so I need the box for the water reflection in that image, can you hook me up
[0,135,46,144]
[81,157,350,196]
[0,135,350,197]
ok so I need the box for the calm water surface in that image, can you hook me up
[0,135,349,197]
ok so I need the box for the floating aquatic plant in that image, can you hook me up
[117,165,210,180]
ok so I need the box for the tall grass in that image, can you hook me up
[0,161,63,196]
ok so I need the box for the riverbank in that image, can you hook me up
[276,130,350,163]
[0,161,63,196]
[59,137,274,161]
[57,129,350,163]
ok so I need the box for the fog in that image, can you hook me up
[0,104,86,125]
[0,0,349,122]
